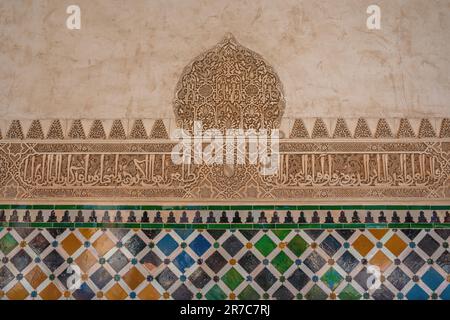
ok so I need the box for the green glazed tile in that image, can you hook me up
[190,224,207,229]
[164,223,186,229]
[275,224,297,229]
[410,223,433,229]
[238,285,260,300]
[388,223,408,228]
[141,223,164,229]
[254,234,277,257]
[222,267,244,291]
[207,224,230,229]
[205,285,227,300]
[365,223,388,229]
[433,223,450,229]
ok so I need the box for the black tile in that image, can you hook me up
[156,267,177,290]
[287,268,310,291]
[11,249,32,272]
[28,234,50,255]
[221,235,243,257]
[0,266,14,289]
[42,250,64,272]
[205,251,227,273]
[272,285,294,300]
[238,251,261,274]
[436,251,450,273]
[90,267,112,289]
[189,267,211,289]
[171,284,193,300]
[371,284,395,300]
[417,234,440,256]
[303,251,326,273]
[336,251,359,273]
[387,267,411,290]
[107,250,129,272]
[320,235,342,257]
[254,268,277,291]
[403,251,425,273]
[124,234,146,256]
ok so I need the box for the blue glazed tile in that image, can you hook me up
[189,234,211,257]
[421,267,444,291]
[157,234,179,256]
[406,284,429,300]
[440,285,450,300]
[173,251,195,273]
[175,229,194,240]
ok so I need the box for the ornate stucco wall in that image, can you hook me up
[1,0,450,120]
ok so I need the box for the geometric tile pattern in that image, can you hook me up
[0,227,448,300]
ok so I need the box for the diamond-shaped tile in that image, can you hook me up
[90,266,113,289]
[157,234,178,256]
[287,235,309,257]
[107,250,129,272]
[354,268,370,291]
[338,284,362,300]
[371,284,395,300]
[321,267,343,290]
[43,250,65,272]
[171,284,193,300]
[369,229,388,240]
[238,251,260,274]
[272,285,294,300]
[320,235,342,257]
[303,251,326,273]
[387,267,411,290]
[305,284,327,300]
[238,285,260,300]
[78,228,97,240]
[72,282,95,300]
[222,267,244,291]
[124,234,146,256]
[92,233,115,257]
[287,268,310,291]
[105,283,128,300]
[369,251,392,272]
[39,283,62,300]
[75,250,97,273]
[14,228,34,240]
[173,251,195,273]
[0,266,15,289]
[384,234,407,256]
[25,266,47,289]
[255,235,277,257]
[6,282,29,300]
[254,268,277,291]
[0,233,18,255]
[175,230,193,240]
[422,267,444,291]
[436,251,450,273]
[272,230,291,241]
[403,251,426,273]
[205,251,227,273]
[336,230,355,240]
[406,284,429,300]
[11,249,32,272]
[122,266,145,290]
[61,233,82,256]
[271,251,293,274]
[239,230,258,241]
[189,234,211,257]
[28,233,50,255]
[138,284,161,300]
[156,267,177,290]
[189,267,211,289]
[222,235,243,257]
[439,285,450,300]
[418,234,440,257]
[109,229,130,240]
[304,230,323,241]
[207,230,226,240]
[352,234,374,257]
[140,250,162,272]
[401,229,422,240]
[205,284,227,300]
[336,251,359,273]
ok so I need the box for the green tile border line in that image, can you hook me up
[2,204,450,210]
[2,222,449,229]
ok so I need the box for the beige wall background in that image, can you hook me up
[0,0,449,120]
